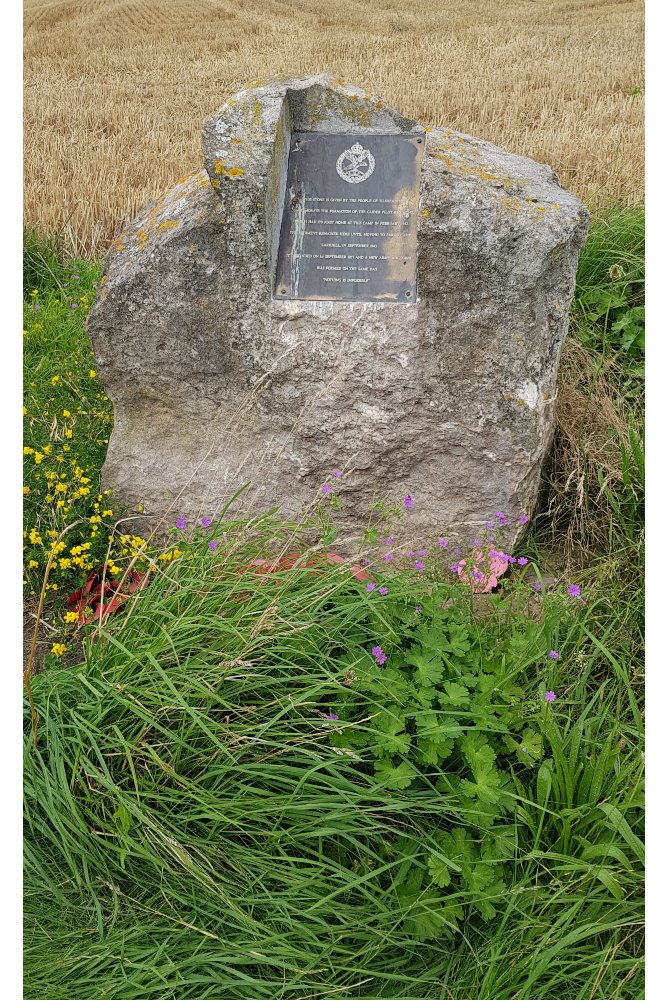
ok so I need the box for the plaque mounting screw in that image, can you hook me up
[417,138,423,144]
[406,290,412,297]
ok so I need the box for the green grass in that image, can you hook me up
[23,214,645,998]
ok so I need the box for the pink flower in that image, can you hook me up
[545,691,556,702]
[322,483,332,495]
[403,495,414,509]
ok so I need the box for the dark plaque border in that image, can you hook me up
[274,132,424,302]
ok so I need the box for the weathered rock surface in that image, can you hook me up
[88,74,589,550]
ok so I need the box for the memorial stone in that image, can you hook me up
[88,75,590,551]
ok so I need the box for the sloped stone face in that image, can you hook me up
[88,75,589,549]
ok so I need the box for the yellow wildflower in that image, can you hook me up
[23,446,34,455]
[23,486,30,495]
[34,453,44,464]
[28,560,39,569]
[89,370,97,378]
[62,409,71,417]
[43,444,52,455]
[64,612,78,624]
[55,483,67,494]
[50,643,67,657]
[51,376,60,385]
[65,429,73,439]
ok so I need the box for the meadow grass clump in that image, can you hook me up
[24,513,644,998]
[545,205,644,560]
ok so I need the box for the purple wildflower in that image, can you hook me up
[208,540,218,551]
[545,691,556,702]
[548,650,559,660]
[507,555,517,564]
[518,557,528,566]
[473,571,484,581]
[72,274,79,281]
[34,304,40,311]
[403,495,414,509]
[487,520,495,530]
[415,605,422,613]
[322,483,332,495]
[518,515,530,524]
[175,515,186,530]
[494,511,505,519]
[371,645,387,665]
[326,712,339,720]
[383,552,394,562]
[365,582,376,592]
[379,587,389,596]
[472,539,482,548]
[414,561,425,573]
[200,517,211,528]
[439,538,448,548]
[450,564,460,573]
[71,302,77,310]
[417,549,427,557]
[407,550,414,557]
[332,470,342,478]
[567,584,582,598]
[533,582,542,592]
[385,536,393,545]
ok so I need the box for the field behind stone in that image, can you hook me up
[24,0,643,256]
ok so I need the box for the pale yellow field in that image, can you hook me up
[24,0,644,257]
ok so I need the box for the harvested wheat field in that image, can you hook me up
[24,0,643,257]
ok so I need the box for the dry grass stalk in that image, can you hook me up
[549,337,638,553]
[24,0,643,257]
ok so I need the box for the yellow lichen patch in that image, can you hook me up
[138,242,148,250]
[227,167,244,177]
[232,138,242,145]
[211,179,220,190]
[214,161,226,174]
[375,101,384,109]
[421,208,430,217]
[137,229,148,242]
[158,220,178,231]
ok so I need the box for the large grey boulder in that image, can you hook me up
[88,74,589,550]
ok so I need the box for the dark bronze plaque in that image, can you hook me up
[274,132,424,302]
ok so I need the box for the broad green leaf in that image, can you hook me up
[461,731,497,772]
[404,647,443,686]
[441,681,470,706]
[374,759,417,790]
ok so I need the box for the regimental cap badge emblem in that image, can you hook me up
[336,141,376,184]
